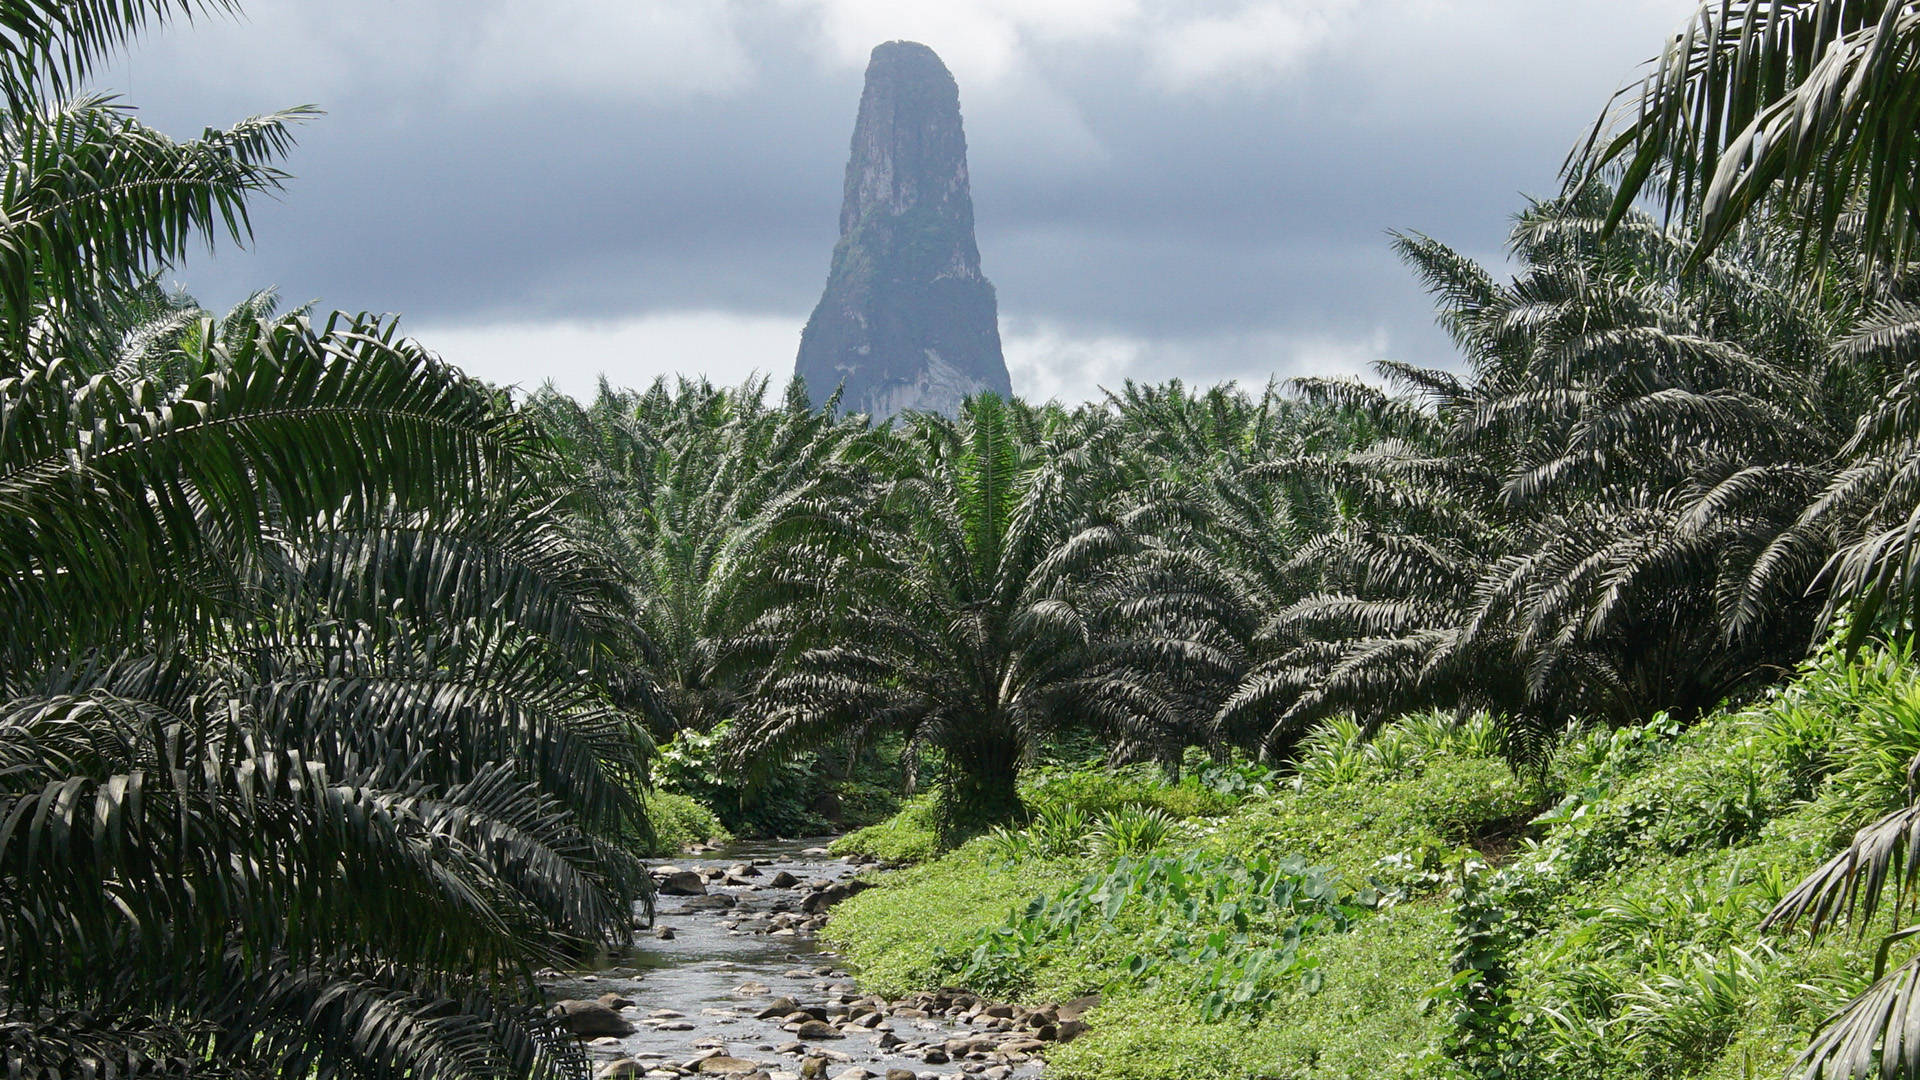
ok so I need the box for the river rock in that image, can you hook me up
[679,894,737,911]
[800,880,871,915]
[551,999,636,1038]
[597,1061,647,1080]
[657,870,708,896]
[885,1071,917,1080]
[1056,993,1100,1021]
[756,997,799,1019]
[697,1057,763,1076]
[598,992,636,1009]
[655,926,677,940]
[794,1020,841,1040]
[767,870,800,888]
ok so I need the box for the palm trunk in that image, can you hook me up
[940,729,1024,831]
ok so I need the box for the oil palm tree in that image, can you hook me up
[0,3,655,1076]
[733,394,1218,826]
[1224,187,1871,758]
[526,375,865,737]
[1579,0,1920,270]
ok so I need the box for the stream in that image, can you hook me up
[543,839,1056,1080]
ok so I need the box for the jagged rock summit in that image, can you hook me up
[796,40,1012,418]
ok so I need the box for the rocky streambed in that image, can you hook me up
[543,840,1082,1080]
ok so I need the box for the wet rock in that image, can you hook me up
[756,998,799,1019]
[768,870,800,888]
[920,1049,948,1065]
[696,1057,763,1076]
[551,999,636,1038]
[733,981,772,997]
[598,993,636,1010]
[885,1071,918,1080]
[655,926,677,940]
[597,1061,648,1080]
[829,1069,872,1080]
[678,894,738,911]
[794,1020,841,1040]
[648,1009,686,1019]
[729,863,761,878]
[657,870,708,896]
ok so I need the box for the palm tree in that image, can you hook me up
[2,310,655,1078]
[526,375,865,738]
[1578,0,1920,270]
[0,4,656,1076]
[1221,187,1873,758]
[733,394,1220,826]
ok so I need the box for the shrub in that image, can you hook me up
[1090,806,1181,857]
[641,789,731,856]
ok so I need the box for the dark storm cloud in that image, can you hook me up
[103,1,1695,399]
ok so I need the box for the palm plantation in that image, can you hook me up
[23,0,1920,1079]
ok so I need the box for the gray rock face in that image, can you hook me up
[797,41,1011,418]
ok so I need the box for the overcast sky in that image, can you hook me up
[107,0,1697,404]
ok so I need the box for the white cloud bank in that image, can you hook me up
[417,309,1392,407]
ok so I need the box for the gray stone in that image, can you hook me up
[657,870,708,896]
[794,1020,842,1040]
[551,999,636,1038]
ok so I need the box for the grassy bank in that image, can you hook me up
[823,643,1920,1080]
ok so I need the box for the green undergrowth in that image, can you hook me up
[825,641,1920,1080]
[831,758,1259,863]
[639,789,732,856]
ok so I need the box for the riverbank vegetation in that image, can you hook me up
[18,1,1920,1079]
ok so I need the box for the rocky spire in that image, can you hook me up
[795,41,1012,418]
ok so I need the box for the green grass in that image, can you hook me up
[824,647,1920,1080]
[830,792,946,863]
[821,838,1083,997]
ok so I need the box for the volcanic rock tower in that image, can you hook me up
[796,41,1012,418]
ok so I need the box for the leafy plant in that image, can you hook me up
[951,851,1364,1019]
[1091,807,1182,858]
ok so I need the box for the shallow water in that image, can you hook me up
[547,839,1047,1080]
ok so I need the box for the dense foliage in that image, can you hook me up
[31,0,1920,1077]
[0,4,656,1077]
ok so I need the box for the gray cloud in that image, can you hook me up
[107,0,1696,401]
